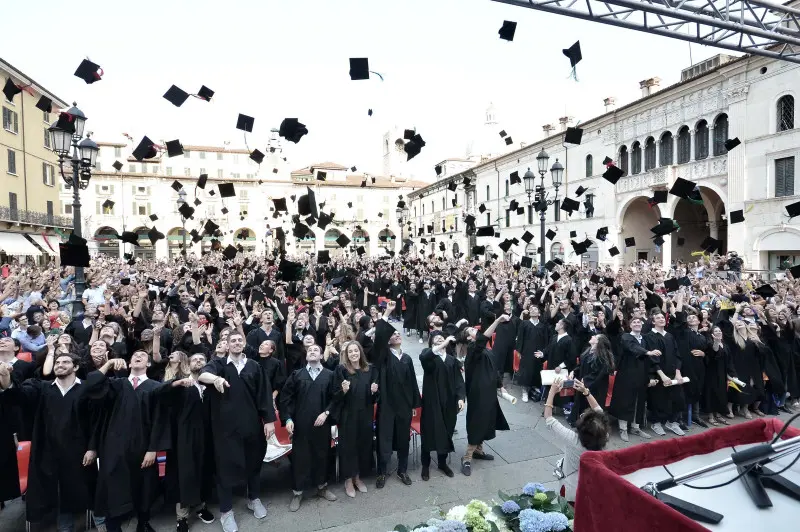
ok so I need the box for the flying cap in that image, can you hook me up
[608,246,620,257]
[505,137,513,146]
[59,239,90,267]
[729,209,744,224]
[546,229,556,241]
[120,231,139,246]
[498,239,512,253]
[171,180,183,192]
[785,200,800,218]
[510,171,521,185]
[649,190,668,204]
[521,230,534,244]
[569,230,577,238]
[664,278,680,292]
[624,237,635,247]
[724,137,741,151]
[132,136,158,161]
[564,127,583,145]
[435,165,443,176]
[178,203,195,219]
[476,226,494,237]
[563,41,582,67]
[336,234,351,248]
[292,222,311,239]
[521,256,533,268]
[166,140,184,157]
[650,218,679,236]
[789,264,800,278]
[677,237,685,246]
[2,78,21,102]
[317,250,331,264]
[575,186,587,197]
[222,245,238,261]
[653,236,665,247]
[218,183,236,198]
[147,227,165,245]
[163,85,190,107]
[602,165,624,184]
[35,95,52,113]
[279,118,308,143]
[509,200,519,211]
[669,177,697,199]
[74,59,102,84]
[472,246,486,255]
[448,181,457,192]
[404,133,426,161]
[560,197,580,214]
[349,58,370,80]
[149,214,158,221]
[250,149,265,164]
[498,20,517,41]
[112,160,123,171]
[754,284,777,299]
[102,199,114,209]
[298,187,319,219]
[236,114,254,133]
[197,85,214,101]
[196,173,208,189]
[317,212,333,229]
[700,236,720,253]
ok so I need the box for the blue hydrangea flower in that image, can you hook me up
[427,519,468,532]
[541,512,569,531]
[522,482,547,495]
[501,500,521,514]
[519,509,548,532]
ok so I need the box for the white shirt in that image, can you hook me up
[546,405,604,501]
[52,377,81,396]
[529,318,540,326]
[128,373,148,388]
[390,348,403,361]
[82,286,106,306]
[557,332,568,342]
[226,355,247,375]
[193,380,205,398]
[633,332,643,343]
[306,364,322,380]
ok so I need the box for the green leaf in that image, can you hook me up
[393,526,409,532]
[489,522,500,532]
[498,490,511,501]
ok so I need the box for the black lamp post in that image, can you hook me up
[48,103,98,316]
[176,189,188,255]
[524,148,564,269]
[395,205,409,238]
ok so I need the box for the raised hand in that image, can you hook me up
[341,380,350,393]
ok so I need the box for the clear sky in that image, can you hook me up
[3,0,729,180]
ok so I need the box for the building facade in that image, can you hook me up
[1,58,72,263]
[75,131,427,260]
[408,53,799,272]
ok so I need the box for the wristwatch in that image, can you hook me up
[324,410,330,416]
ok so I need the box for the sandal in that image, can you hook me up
[718,417,730,425]
[725,411,735,419]
[744,410,753,419]
[707,417,719,426]
[754,409,766,417]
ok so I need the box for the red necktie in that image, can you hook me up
[132,376,140,389]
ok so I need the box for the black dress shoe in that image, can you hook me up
[421,466,430,481]
[376,474,386,489]
[692,417,709,428]
[397,472,412,486]
[438,464,455,477]
[176,518,188,532]
[472,451,494,461]
[678,421,690,432]
[461,457,471,476]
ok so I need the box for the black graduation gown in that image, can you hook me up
[515,319,550,388]
[416,291,437,332]
[461,292,483,327]
[419,349,465,454]
[728,340,763,404]
[702,342,732,414]
[246,326,285,362]
[357,331,375,363]
[92,375,172,519]
[608,333,650,424]
[256,355,286,399]
[573,350,612,414]
[164,384,213,508]
[280,366,336,491]
[0,359,35,503]
[544,334,575,371]
[644,331,685,422]
[333,365,377,480]
[403,284,419,330]
[764,326,798,399]
[465,332,509,445]
[201,358,274,491]
[670,313,709,405]
[491,317,519,375]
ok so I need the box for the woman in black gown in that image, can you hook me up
[333,340,377,499]
[572,334,615,415]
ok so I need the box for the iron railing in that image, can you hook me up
[0,205,73,228]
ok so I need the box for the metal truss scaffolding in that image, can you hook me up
[492,0,800,64]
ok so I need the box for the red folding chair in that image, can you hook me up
[156,452,167,478]
[16,352,32,363]
[605,372,617,408]
[512,350,521,382]
[17,441,30,495]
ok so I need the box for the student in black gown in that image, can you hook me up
[0,354,123,531]
[197,331,275,532]
[418,332,465,481]
[515,305,550,402]
[570,334,615,421]
[702,326,734,426]
[460,314,510,477]
[333,341,377,498]
[416,281,437,342]
[491,300,519,380]
[281,343,338,511]
[645,310,686,437]
[373,300,421,489]
[250,340,285,409]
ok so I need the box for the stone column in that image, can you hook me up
[660,234,672,272]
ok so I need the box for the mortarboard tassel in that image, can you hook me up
[122,133,134,142]
[568,66,578,82]
[14,82,36,97]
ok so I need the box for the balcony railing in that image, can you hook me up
[0,206,73,228]
[614,155,728,195]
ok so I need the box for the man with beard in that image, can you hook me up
[418,332,464,481]
[516,305,550,402]
[373,301,421,488]
[165,352,215,532]
[198,331,275,532]
[0,354,125,531]
[246,309,284,361]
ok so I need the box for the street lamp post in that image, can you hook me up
[48,103,98,316]
[395,205,410,238]
[176,189,188,255]
[524,148,564,269]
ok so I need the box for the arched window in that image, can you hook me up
[695,120,709,160]
[677,126,691,164]
[713,114,728,155]
[644,137,656,171]
[778,95,795,132]
[631,142,642,174]
[585,154,593,177]
[659,132,673,166]
[619,145,629,175]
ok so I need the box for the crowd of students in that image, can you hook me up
[0,250,798,532]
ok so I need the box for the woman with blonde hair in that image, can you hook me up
[333,340,377,498]
[164,350,190,381]
[746,322,785,416]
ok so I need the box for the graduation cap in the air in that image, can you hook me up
[59,234,91,267]
[648,190,668,206]
[102,199,114,210]
[498,20,517,41]
[218,183,236,198]
[74,59,102,84]
[166,140,184,157]
[463,177,471,187]
[222,244,238,261]
[602,165,625,184]
[754,284,777,299]
[349,58,370,80]
[498,239,513,253]
[163,85,190,107]
[236,114,254,133]
[472,246,486,255]
[608,246,620,257]
[132,136,158,161]
[569,230,577,238]
[505,137,513,146]
[112,160,123,171]
[316,170,327,181]
[519,256,532,268]
[149,214,158,222]
[221,207,229,215]
[510,171,521,185]
[724,137,741,151]
[178,203,195,219]
[521,230,534,244]
[651,218,679,236]
[476,226,494,237]
[669,177,702,204]
[677,237,685,246]
[120,231,140,246]
[561,197,580,215]
[336,234,351,248]
[653,236,665,247]
[509,200,519,211]
[250,149,265,164]
[317,212,333,230]
[292,223,311,240]
[404,133,426,161]
[789,264,800,278]
[729,209,744,224]
[624,237,636,248]
[700,236,720,254]
[35,95,52,113]
[298,187,319,219]
[786,200,800,219]
[316,250,331,264]
[575,186,587,197]
[171,180,183,192]
[448,181,457,192]
[190,230,202,243]
[2,78,22,102]
[435,165,443,176]
[564,127,583,145]
[196,85,214,101]
[478,204,487,213]
[596,227,608,241]
[279,118,308,144]
[664,278,680,292]
[562,41,582,68]
[203,219,219,236]
[147,227,165,245]
[54,112,76,134]
[546,229,556,241]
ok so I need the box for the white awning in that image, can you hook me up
[28,234,58,256]
[0,232,42,256]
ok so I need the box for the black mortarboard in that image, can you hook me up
[197,85,214,100]
[700,236,720,253]
[729,209,744,224]
[55,112,76,134]
[608,246,620,257]
[562,41,582,67]
[479,204,487,213]
[74,59,102,84]
[602,165,624,184]
[463,177,472,187]
[163,85,190,107]
[356,245,366,256]
[790,264,800,278]
[2,78,21,102]
[166,139,184,157]
[147,227,165,245]
[35,95,52,113]
[553,258,563,266]
[602,156,613,166]
[348,202,353,208]
[317,170,327,181]
[452,198,458,207]
[499,20,517,41]
[279,118,308,143]
[498,239,513,252]
[572,240,588,255]
[561,197,580,214]
[404,133,426,161]
[521,230,534,244]
[250,149,264,164]
[677,237,685,246]
[178,203,195,219]
[569,230,577,238]
[277,259,304,281]
[625,237,635,247]
[439,242,446,252]
[464,214,476,227]
[112,160,123,171]
[435,165,442,176]
[505,137,513,145]
[292,223,310,239]
[59,241,90,267]
[190,230,201,243]
[218,183,236,198]
[349,58,370,80]
[564,127,583,145]
[521,256,533,268]
[516,207,524,215]
[664,278,679,292]
[171,180,183,192]
[575,186,587,197]
[236,114,254,133]
[544,260,556,271]
[550,271,562,282]
[724,137,741,151]
[546,229,556,241]
[448,181,457,192]
[596,227,608,241]
[317,212,332,229]
[786,200,800,218]
[350,166,357,172]
[653,236,665,247]
[203,219,219,235]
[222,244,238,260]
[194,174,207,190]
[132,136,157,161]
[298,187,319,219]
[509,171,522,186]
[669,177,697,199]
[120,231,139,246]
[472,246,486,255]
[317,250,331,264]
[509,200,519,211]
[102,199,114,209]
[590,274,601,284]
[221,207,229,215]
[336,234,351,248]
[476,226,494,237]
[404,129,415,140]
[651,218,678,236]
[651,190,668,204]
[149,214,158,221]
[754,284,777,298]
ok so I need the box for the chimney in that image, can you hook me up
[604,97,617,113]
[558,116,574,132]
[542,124,555,137]
[639,77,661,98]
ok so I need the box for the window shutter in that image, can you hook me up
[42,162,46,184]
[787,158,796,196]
[776,159,787,197]
[132,185,137,195]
